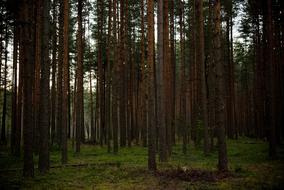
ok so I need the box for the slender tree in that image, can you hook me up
[75,0,84,153]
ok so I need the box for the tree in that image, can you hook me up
[51,0,58,146]
[38,0,51,173]
[11,19,19,154]
[75,0,84,153]
[61,0,69,164]
[112,0,119,154]
[196,0,209,155]
[157,0,167,162]
[265,0,276,159]
[21,0,35,177]
[147,0,156,171]
[1,21,8,145]
[213,0,228,172]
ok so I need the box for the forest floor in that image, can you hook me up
[0,138,284,190]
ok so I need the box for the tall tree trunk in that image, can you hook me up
[57,0,64,148]
[1,23,8,145]
[98,0,105,147]
[38,0,51,173]
[157,0,167,162]
[163,0,172,156]
[207,0,216,150]
[170,0,176,146]
[112,0,118,154]
[11,24,19,154]
[22,0,35,177]
[213,0,228,172]
[196,0,209,155]
[147,0,156,171]
[51,0,57,146]
[61,0,69,164]
[106,0,112,153]
[76,0,84,153]
[179,0,187,155]
[33,0,42,154]
[266,0,276,158]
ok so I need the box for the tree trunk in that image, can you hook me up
[38,0,51,173]
[11,24,19,154]
[196,0,209,155]
[76,0,84,153]
[1,23,8,145]
[51,0,57,146]
[147,0,156,171]
[22,0,35,177]
[157,0,167,162]
[61,0,69,164]
[213,0,228,172]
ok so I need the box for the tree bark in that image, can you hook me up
[213,0,228,172]
[147,0,156,171]
[38,0,51,173]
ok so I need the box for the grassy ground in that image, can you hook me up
[0,138,284,189]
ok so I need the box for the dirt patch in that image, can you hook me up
[155,167,233,182]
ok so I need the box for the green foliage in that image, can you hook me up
[1,138,283,189]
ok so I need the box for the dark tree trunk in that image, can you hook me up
[38,0,51,174]
[76,0,84,153]
[213,0,228,172]
[61,0,69,164]
[147,0,157,171]
[21,0,35,177]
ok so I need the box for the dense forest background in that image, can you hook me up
[0,0,283,189]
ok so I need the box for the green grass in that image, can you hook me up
[1,138,284,189]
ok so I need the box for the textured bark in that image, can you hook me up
[38,0,51,173]
[179,0,187,155]
[76,0,84,153]
[112,0,118,154]
[207,0,216,150]
[163,0,172,156]
[157,0,167,162]
[196,0,209,155]
[170,0,176,146]
[147,0,156,171]
[57,0,63,147]
[106,0,112,153]
[89,70,95,143]
[213,0,228,172]
[266,0,276,158]
[98,0,105,147]
[140,0,147,147]
[51,0,57,146]
[119,0,126,147]
[21,0,35,177]
[61,0,69,164]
